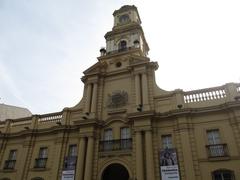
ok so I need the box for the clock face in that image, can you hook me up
[119,14,130,24]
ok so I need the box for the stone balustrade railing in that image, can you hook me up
[184,86,227,103]
[0,111,63,133]
[38,112,62,124]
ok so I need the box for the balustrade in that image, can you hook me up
[38,112,62,124]
[99,139,132,152]
[184,87,226,103]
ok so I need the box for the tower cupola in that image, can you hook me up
[103,5,149,57]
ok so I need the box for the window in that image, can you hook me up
[68,144,77,157]
[119,14,130,24]
[120,127,131,149]
[121,127,131,139]
[103,129,113,151]
[104,129,113,141]
[162,135,173,149]
[39,147,48,158]
[35,147,48,168]
[118,40,127,51]
[206,130,227,157]
[63,145,77,170]
[4,150,17,169]
[212,170,235,180]
[207,130,221,145]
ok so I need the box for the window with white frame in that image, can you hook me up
[4,149,17,169]
[162,135,173,149]
[207,129,221,145]
[121,127,131,139]
[8,150,17,161]
[103,129,113,151]
[39,147,48,159]
[68,144,77,157]
[104,129,113,141]
[207,129,226,157]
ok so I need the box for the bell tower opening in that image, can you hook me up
[118,40,127,51]
[101,163,129,180]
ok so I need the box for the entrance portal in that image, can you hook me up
[101,163,129,180]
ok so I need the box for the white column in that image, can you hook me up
[135,131,144,180]
[76,137,86,180]
[145,130,155,180]
[85,84,92,113]
[90,83,98,113]
[84,137,94,180]
[135,74,141,106]
[141,73,149,106]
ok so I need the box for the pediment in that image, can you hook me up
[83,61,108,75]
[103,116,129,127]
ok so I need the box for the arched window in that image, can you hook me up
[118,40,127,51]
[212,169,235,180]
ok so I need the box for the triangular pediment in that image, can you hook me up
[83,61,108,75]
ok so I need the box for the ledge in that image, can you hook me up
[0,169,17,173]
[108,109,127,115]
[208,156,230,161]
[99,150,132,158]
[29,167,50,172]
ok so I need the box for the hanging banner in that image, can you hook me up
[160,148,180,180]
[61,170,75,180]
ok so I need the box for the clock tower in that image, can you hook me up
[104,5,149,57]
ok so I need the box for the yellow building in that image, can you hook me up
[0,5,240,180]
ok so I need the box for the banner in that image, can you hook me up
[160,148,180,180]
[61,170,75,180]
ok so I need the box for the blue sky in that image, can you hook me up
[0,0,240,114]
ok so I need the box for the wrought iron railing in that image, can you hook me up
[34,158,48,168]
[4,160,16,169]
[206,144,228,157]
[99,139,132,152]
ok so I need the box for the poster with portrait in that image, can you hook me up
[160,148,180,180]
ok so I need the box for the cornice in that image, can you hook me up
[155,101,240,119]
[127,110,155,120]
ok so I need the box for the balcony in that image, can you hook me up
[206,144,229,158]
[99,139,132,152]
[34,158,48,168]
[4,160,16,169]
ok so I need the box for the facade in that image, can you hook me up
[0,103,31,121]
[0,5,240,180]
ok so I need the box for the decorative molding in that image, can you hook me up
[107,90,128,108]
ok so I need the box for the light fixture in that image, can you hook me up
[137,104,143,112]
[56,122,62,126]
[177,104,183,109]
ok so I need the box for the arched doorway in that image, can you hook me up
[102,163,129,180]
